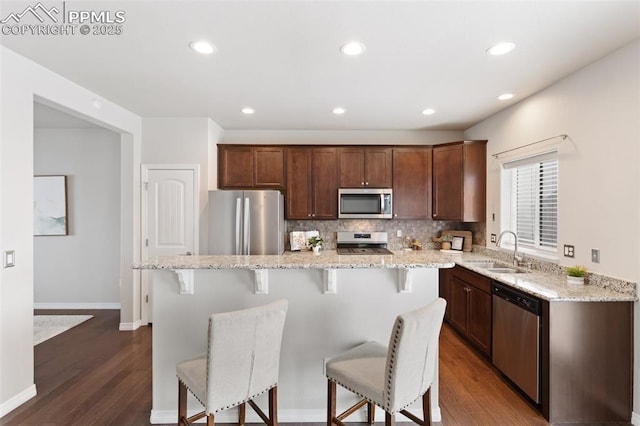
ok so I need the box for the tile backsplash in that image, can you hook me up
[287,219,485,249]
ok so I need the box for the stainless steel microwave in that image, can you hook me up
[338,188,393,219]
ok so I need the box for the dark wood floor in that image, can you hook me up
[1,310,548,425]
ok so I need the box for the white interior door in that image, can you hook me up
[142,165,199,323]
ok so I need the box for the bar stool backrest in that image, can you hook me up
[206,299,288,412]
[383,298,446,413]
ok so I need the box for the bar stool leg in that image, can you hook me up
[367,402,375,424]
[327,380,337,426]
[178,381,187,425]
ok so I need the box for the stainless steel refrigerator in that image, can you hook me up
[208,190,285,255]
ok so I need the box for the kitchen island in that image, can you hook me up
[135,250,457,424]
[135,249,635,424]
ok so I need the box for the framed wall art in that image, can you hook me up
[451,236,465,251]
[34,175,68,236]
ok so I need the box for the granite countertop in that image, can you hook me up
[132,249,456,270]
[454,253,637,303]
[133,249,636,302]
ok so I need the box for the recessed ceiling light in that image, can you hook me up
[332,107,346,115]
[340,41,366,56]
[487,42,516,56]
[189,40,216,55]
[498,93,515,100]
[241,107,255,115]
[421,108,436,115]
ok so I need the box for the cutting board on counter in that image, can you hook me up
[441,230,473,252]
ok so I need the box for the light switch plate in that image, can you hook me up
[490,234,497,243]
[591,248,600,263]
[3,250,15,268]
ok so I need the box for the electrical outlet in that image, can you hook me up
[396,230,402,237]
[490,234,496,243]
[563,245,575,258]
[591,248,600,263]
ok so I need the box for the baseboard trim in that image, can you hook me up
[119,319,142,331]
[631,411,640,425]
[150,406,441,424]
[0,384,37,418]
[34,303,120,310]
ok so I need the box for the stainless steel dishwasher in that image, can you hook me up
[492,281,542,403]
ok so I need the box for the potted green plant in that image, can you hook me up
[566,265,587,285]
[308,235,324,254]
[440,234,453,251]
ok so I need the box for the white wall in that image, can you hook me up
[0,46,141,416]
[34,128,121,307]
[221,129,464,145]
[464,39,640,420]
[142,117,223,254]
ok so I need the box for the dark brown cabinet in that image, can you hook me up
[286,147,338,220]
[218,145,285,189]
[339,147,392,188]
[392,147,432,219]
[445,266,492,357]
[432,141,486,221]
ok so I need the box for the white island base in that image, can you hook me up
[149,267,442,424]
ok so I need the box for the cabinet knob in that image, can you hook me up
[308,214,312,217]
[365,182,369,186]
[361,182,365,186]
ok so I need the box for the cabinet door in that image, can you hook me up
[285,149,313,219]
[393,148,431,218]
[312,148,339,219]
[219,146,254,188]
[467,286,492,356]
[365,148,392,188]
[339,148,366,187]
[432,144,463,220]
[254,147,284,188]
[449,276,469,336]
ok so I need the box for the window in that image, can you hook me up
[501,152,558,257]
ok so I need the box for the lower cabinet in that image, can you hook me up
[440,266,492,357]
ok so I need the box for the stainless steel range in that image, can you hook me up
[336,231,393,255]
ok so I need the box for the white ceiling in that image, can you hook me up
[3,1,640,131]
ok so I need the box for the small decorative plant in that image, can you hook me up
[566,265,587,285]
[308,236,323,248]
[440,234,454,243]
[566,265,587,277]
[435,234,453,250]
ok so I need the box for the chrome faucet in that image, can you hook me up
[496,230,523,266]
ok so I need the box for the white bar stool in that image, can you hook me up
[176,299,288,426]
[326,298,446,426]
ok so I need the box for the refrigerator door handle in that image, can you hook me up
[243,197,250,254]
[235,197,242,254]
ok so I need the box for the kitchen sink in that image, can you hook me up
[485,267,528,274]
[464,260,529,274]
[464,260,501,268]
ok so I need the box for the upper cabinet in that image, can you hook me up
[286,147,338,220]
[392,147,432,219]
[432,141,486,222]
[218,145,285,189]
[339,147,392,188]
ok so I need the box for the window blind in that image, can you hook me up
[506,152,558,250]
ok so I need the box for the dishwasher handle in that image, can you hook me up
[492,281,542,316]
